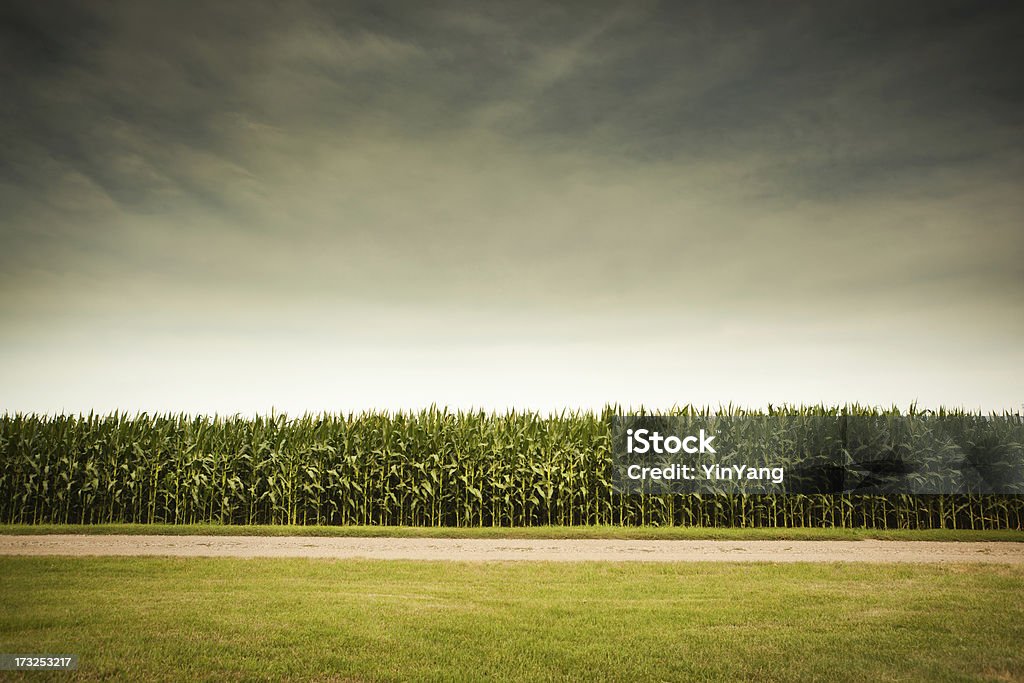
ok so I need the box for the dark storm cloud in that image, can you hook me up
[5,1,1022,212]
[0,1,1022,412]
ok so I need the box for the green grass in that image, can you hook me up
[1,558,1021,681]
[2,523,1023,542]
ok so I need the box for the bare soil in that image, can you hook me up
[1,535,1022,563]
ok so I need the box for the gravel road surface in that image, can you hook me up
[1,535,1022,563]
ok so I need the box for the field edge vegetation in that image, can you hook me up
[2,523,1023,542]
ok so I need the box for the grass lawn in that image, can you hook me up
[1,558,1022,681]
[2,523,1022,542]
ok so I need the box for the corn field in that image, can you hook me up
[1,407,1022,529]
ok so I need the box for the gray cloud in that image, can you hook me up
[1,0,1022,412]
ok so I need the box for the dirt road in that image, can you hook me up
[1,535,1022,563]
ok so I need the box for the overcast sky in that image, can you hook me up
[1,0,1022,414]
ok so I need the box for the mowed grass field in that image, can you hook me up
[2,558,1022,681]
